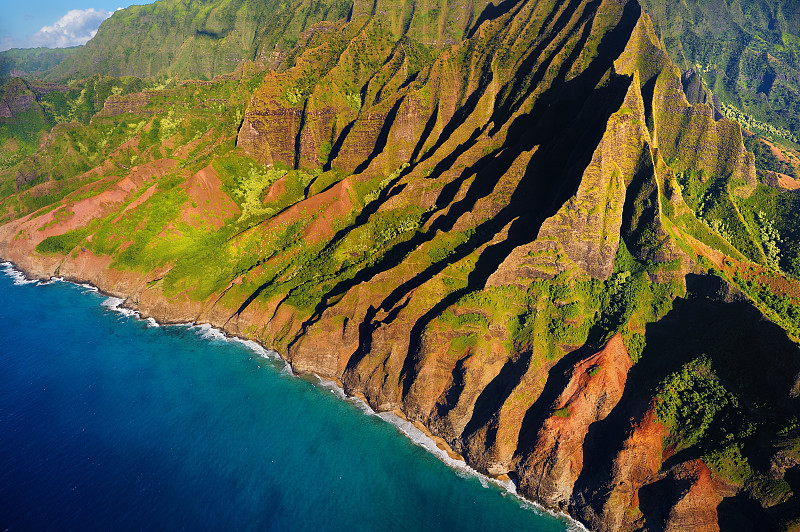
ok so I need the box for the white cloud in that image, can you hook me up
[29,8,113,49]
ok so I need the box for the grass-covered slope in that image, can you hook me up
[0,75,161,174]
[2,0,800,530]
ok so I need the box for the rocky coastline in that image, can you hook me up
[0,256,589,530]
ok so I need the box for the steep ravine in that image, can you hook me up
[2,0,800,530]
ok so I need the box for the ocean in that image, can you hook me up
[0,263,576,531]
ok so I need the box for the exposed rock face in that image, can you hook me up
[574,401,667,531]
[516,334,633,508]
[659,460,723,532]
[0,79,38,118]
[3,0,800,530]
[0,90,35,118]
[0,79,70,121]
[97,92,152,118]
[682,70,710,105]
[503,71,653,282]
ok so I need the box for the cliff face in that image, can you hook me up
[2,0,800,530]
[0,47,77,79]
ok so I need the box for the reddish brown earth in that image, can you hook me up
[722,258,800,301]
[301,177,354,243]
[1,175,138,254]
[762,138,800,170]
[516,334,634,508]
[575,402,669,531]
[181,165,239,229]
[779,175,800,190]
[659,460,725,532]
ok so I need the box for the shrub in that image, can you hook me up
[35,228,89,255]
[553,406,571,418]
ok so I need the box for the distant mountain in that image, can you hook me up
[46,0,493,81]
[641,0,800,141]
[42,0,800,144]
[0,47,78,78]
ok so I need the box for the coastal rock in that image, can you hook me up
[573,401,667,531]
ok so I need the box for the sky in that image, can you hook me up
[0,0,154,51]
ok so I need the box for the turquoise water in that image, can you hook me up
[0,263,575,531]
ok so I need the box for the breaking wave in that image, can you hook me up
[1,262,39,285]
[0,259,585,530]
[308,374,587,531]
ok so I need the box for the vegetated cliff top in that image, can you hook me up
[17,0,800,146]
[2,0,800,530]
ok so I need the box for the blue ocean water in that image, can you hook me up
[0,264,575,532]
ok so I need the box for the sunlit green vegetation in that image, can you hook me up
[35,227,91,255]
[2,1,800,524]
[656,356,755,484]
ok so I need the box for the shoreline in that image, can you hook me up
[0,258,588,532]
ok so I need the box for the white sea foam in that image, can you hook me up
[0,258,587,529]
[377,411,468,469]
[1,262,39,285]
[380,410,585,529]
[101,296,137,318]
[306,371,587,530]
[101,296,124,308]
[315,375,350,398]
[314,376,376,416]
[230,336,291,374]
[192,323,228,342]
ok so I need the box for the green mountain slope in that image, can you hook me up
[46,0,493,81]
[641,0,800,143]
[0,47,78,79]
[1,0,800,530]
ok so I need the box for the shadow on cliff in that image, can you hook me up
[395,0,640,403]
[506,344,599,455]
[242,0,639,350]
[569,273,800,526]
[460,350,533,443]
[636,467,701,530]
[465,0,526,40]
[303,0,642,409]
[270,0,620,351]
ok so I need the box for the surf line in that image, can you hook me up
[1,260,587,532]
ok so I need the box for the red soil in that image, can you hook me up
[776,172,800,190]
[180,165,239,229]
[301,176,355,243]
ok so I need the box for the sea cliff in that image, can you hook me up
[2,0,800,529]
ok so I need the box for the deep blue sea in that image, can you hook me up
[0,263,576,531]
